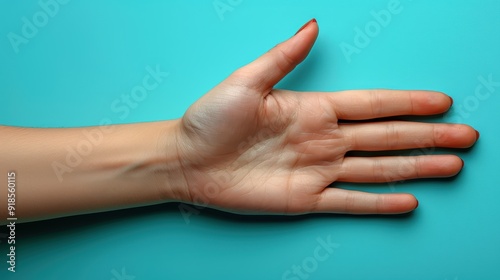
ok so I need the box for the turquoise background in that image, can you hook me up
[1,0,499,279]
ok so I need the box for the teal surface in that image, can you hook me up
[1,0,499,279]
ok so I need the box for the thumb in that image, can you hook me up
[229,19,319,94]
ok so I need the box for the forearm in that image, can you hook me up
[0,121,187,223]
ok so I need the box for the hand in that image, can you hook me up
[174,19,477,215]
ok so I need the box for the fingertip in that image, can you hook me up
[447,155,465,177]
[401,193,419,213]
[381,193,418,214]
[411,91,453,115]
[292,18,319,43]
[444,93,453,112]
[434,91,454,113]
[453,156,465,175]
[295,18,318,35]
[234,19,319,93]
[438,91,453,108]
[436,124,478,148]
[421,155,464,177]
[460,125,479,148]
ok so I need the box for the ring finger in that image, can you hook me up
[337,155,463,183]
[340,121,477,151]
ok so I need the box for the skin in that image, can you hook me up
[0,19,477,223]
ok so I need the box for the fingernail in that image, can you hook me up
[415,200,419,209]
[295,18,317,35]
[449,96,454,106]
[475,130,480,140]
[461,158,465,168]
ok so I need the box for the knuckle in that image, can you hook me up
[343,192,357,213]
[368,90,383,116]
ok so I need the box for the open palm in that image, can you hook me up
[176,19,477,215]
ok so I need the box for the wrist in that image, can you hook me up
[154,120,192,203]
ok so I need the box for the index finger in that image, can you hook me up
[328,90,453,120]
